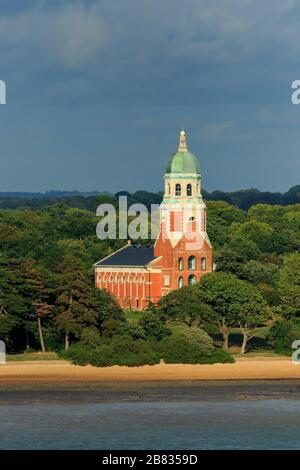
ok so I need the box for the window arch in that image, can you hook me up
[201,257,206,271]
[187,184,192,196]
[188,274,196,285]
[178,276,184,288]
[188,255,196,270]
[175,183,181,196]
[178,257,184,270]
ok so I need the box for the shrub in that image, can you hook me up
[101,318,123,338]
[60,343,94,366]
[44,326,64,351]
[268,319,300,354]
[138,313,171,340]
[63,335,160,367]
[118,322,146,340]
[107,335,160,366]
[161,328,214,364]
[183,328,214,356]
[80,327,102,348]
[208,348,235,364]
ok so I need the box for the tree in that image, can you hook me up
[138,312,171,340]
[231,282,269,354]
[54,255,123,349]
[32,301,53,352]
[90,287,123,332]
[157,285,217,329]
[26,265,54,352]
[278,253,300,318]
[54,257,92,350]
[198,272,269,352]
[161,328,214,364]
[0,258,38,350]
[240,259,279,286]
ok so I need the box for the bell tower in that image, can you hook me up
[154,130,213,294]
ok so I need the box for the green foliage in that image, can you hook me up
[210,348,235,363]
[80,326,102,347]
[63,335,160,367]
[268,319,300,354]
[198,272,270,352]
[278,253,300,318]
[157,285,217,328]
[138,312,171,340]
[64,327,234,366]
[160,328,214,364]
[198,272,269,329]
[101,318,124,338]
[240,260,279,286]
[118,321,146,340]
[2,192,300,356]
[60,343,94,366]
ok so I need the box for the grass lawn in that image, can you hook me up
[6,352,60,361]
[124,311,282,356]
[7,313,282,361]
[167,322,287,357]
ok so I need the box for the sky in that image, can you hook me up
[0,0,300,194]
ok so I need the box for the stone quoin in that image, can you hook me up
[94,130,213,309]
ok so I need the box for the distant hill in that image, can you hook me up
[0,186,300,211]
[116,186,300,210]
[0,190,110,199]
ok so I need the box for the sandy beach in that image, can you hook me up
[1,357,300,386]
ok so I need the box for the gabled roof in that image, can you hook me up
[94,244,157,267]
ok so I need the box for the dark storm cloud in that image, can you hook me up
[0,0,300,192]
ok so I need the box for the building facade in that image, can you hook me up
[94,130,213,309]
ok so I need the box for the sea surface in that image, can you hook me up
[0,382,300,450]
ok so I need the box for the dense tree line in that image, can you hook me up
[0,196,300,359]
[1,185,300,211]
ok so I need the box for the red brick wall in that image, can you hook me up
[95,270,162,310]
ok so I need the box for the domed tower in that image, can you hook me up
[154,130,213,295]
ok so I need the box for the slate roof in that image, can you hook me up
[94,244,156,267]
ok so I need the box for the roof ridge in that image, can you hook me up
[93,243,129,267]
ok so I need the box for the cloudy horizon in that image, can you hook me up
[0,0,300,194]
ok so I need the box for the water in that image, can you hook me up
[0,399,300,449]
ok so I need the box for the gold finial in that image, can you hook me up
[178,129,188,152]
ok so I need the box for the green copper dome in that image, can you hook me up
[166,150,200,175]
[165,130,201,175]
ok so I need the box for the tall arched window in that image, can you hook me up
[167,183,170,195]
[178,257,184,270]
[187,184,192,196]
[188,255,196,270]
[188,274,196,285]
[175,183,181,196]
[178,276,184,288]
[201,257,206,271]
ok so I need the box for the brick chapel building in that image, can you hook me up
[94,130,213,309]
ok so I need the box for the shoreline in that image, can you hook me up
[1,357,300,385]
[1,358,300,402]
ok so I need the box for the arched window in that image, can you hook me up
[188,274,196,285]
[187,184,192,196]
[175,183,181,196]
[167,183,170,195]
[201,257,206,271]
[188,255,196,270]
[178,276,184,288]
[178,257,184,270]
